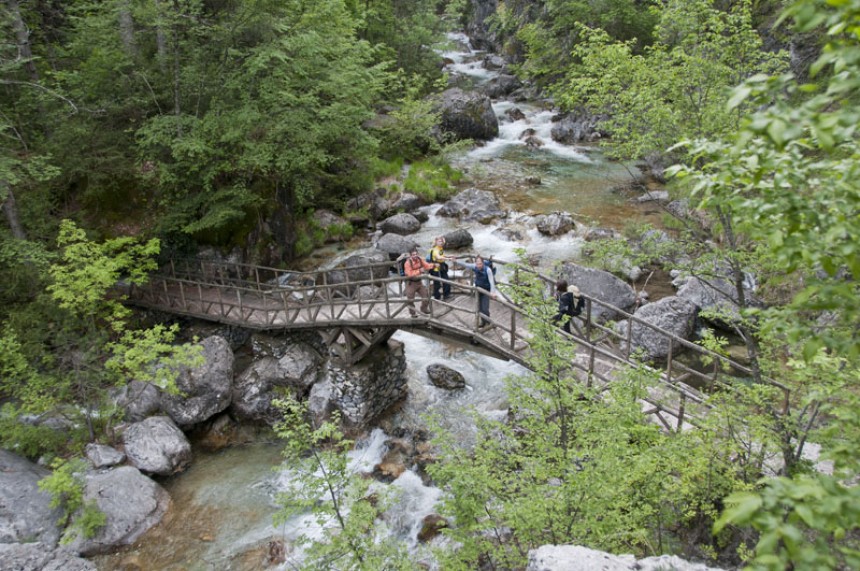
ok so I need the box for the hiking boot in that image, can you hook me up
[420,304,430,314]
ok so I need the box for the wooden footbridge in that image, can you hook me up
[121,257,788,432]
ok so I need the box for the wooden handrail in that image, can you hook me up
[123,257,790,427]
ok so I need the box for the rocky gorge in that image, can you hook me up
[0,27,747,571]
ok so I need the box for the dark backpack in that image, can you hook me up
[397,258,407,276]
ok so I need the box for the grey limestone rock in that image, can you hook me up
[379,213,421,236]
[85,443,125,469]
[232,343,322,424]
[558,263,637,322]
[433,88,499,141]
[617,296,699,360]
[122,416,192,476]
[0,543,95,571]
[436,188,506,223]
[376,233,419,258]
[161,335,234,427]
[527,545,725,571]
[443,228,474,249]
[66,466,171,556]
[535,212,575,236]
[0,450,62,547]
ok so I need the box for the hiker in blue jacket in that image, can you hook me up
[453,255,497,329]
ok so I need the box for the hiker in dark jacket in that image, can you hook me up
[453,255,497,329]
[552,279,585,334]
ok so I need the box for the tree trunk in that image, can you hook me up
[2,186,28,240]
[118,0,138,58]
[6,0,39,81]
[154,0,169,73]
[171,0,182,137]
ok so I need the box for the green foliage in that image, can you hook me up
[402,160,462,203]
[38,458,107,543]
[1,221,200,452]
[495,0,659,86]
[48,220,159,327]
[272,397,411,570]
[557,0,787,161]
[669,0,860,359]
[427,257,743,568]
[713,352,860,570]
[375,89,443,161]
[583,223,678,279]
[0,404,70,458]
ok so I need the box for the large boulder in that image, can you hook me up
[66,466,171,556]
[307,378,337,428]
[483,74,522,98]
[443,228,474,249]
[557,263,637,322]
[0,450,62,547]
[122,416,192,476]
[616,296,699,360]
[232,343,323,424]
[0,543,95,571]
[433,88,499,142]
[389,192,423,213]
[550,110,607,144]
[436,188,506,223]
[345,189,390,221]
[527,545,724,571]
[375,233,419,259]
[341,252,389,283]
[674,265,761,324]
[161,335,234,427]
[535,212,575,236]
[114,379,162,422]
[379,213,421,236]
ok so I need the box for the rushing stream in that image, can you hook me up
[93,33,667,571]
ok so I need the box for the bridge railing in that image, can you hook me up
[135,256,788,430]
[130,262,532,360]
[486,259,790,414]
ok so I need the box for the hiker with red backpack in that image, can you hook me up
[398,248,435,317]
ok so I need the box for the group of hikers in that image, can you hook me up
[397,236,498,329]
[396,236,586,334]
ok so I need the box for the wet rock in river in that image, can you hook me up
[122,416,192,476]
[67,466,171,556]
[426,364,466,390]
[436,188,506,223]
[535,212,574,236]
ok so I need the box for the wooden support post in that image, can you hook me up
[585,300,592,342]
[587,344,595,389]
[666,338,674,383]
[677,393,687,432]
